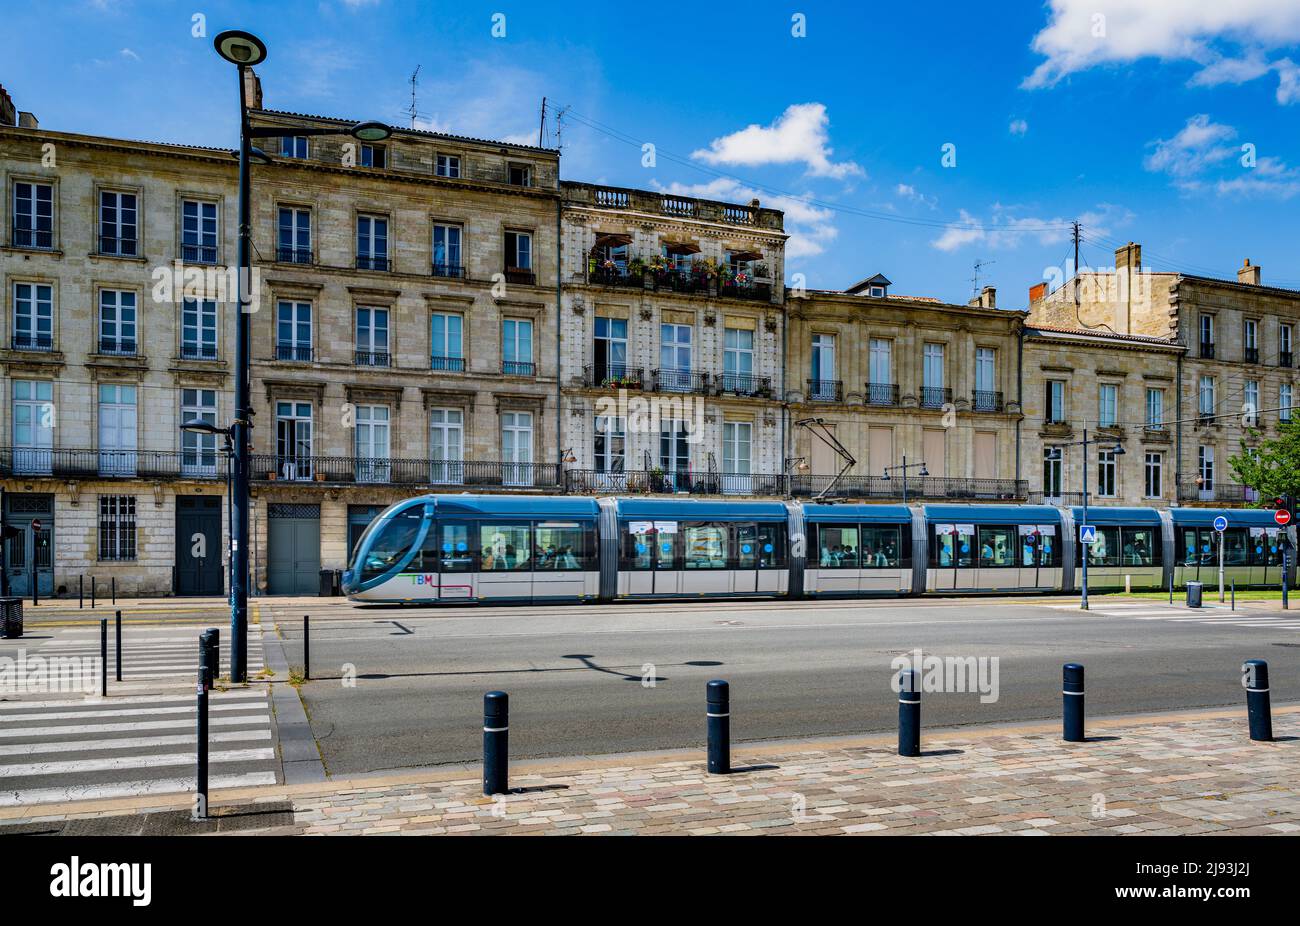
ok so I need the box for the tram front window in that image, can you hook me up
[359,508,423,581]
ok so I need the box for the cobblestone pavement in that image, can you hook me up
[3,706,1297,836]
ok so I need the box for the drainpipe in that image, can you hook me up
[1015,322,1023,490]
[1175,350,1184,497]
[780,288,788,480]
[556,196,564,492]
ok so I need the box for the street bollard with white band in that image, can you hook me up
[707,679,730,774]
[1063,663,1085,742]
[483,690,509,795]
[898,668,921,757]
[1243,659,1273,742]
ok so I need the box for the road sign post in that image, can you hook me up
[1214,516,1228,603]
[1078,523,1097,610]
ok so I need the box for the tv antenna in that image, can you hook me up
[405,65,421,129]
[971,258,995,298]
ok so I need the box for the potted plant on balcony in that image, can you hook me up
[628,255,648,286]
[648,253,670,290]
[753,262,771,281]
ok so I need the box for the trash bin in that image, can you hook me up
[332,569,343,596]
[319,569,334,597]
[0,597,22,639]
[1186,581,1203,609]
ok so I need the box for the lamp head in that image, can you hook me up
[351,121,392,142]
[180,419,226,436]
[214,30,268,67]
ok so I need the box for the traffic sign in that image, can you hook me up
[1213,516,1228,532]
[30,519,41,532]
[1276,509,1293,526]
[1079,524,1097,544]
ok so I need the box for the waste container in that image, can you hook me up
[1186,581,1203,608]
[319,569,334,597]
[0,597,23,638]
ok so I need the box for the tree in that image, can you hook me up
[1228,418,1300,503]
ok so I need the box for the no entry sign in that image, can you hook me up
[1276,509,1292,526]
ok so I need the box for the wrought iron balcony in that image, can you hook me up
[566,469,788,497]
[566,468,1027,500]
[806,379,842,402]
[11,334,53,352]
[504,268,536,286]
[276,344,314,362]
[972,390,1004,413]
[717,279,772,301]
[1281,351,1293,368]
[0,447,226,480]
[1245,346,1260,363]
[652,368,710,394]
[180,343,218,361]
[97,235,138,257]
[12,226,53,250]
[276,246,313,264]
[250,455,560,488]
[587,267,643,287]
[96,338,137,357]
[1176,479,1259,504]
[920,386,952,409]
[717,371,772,397]
[650,269,707,294]
[181,243,218,264]
[430,355,466,372]
[432,263,465,279]
[356,255,392,272]
[355,350,391,368]
[502,360,537,376]
[583,363,644,389]
[865,382,898,407]
[1200,341,1215,359]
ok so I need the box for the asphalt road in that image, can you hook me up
[273,597,1300,776]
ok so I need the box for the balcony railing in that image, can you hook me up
[356,255,392,272]
[502,360,537,376]
[807,379,842,402]
[717,280,771,301]
[920,386,952,409]
[98,235,138,257]
[972,390,1004,413]
[566,469,1027,500]
[504,268,536,286]
[1176,480,1259,504]
[1281,351,1293,368]
[650,269,706,294]
[276,344,314,362]
[0,447,226,480]
[355,350,391,368]
[716,372,772,397]
[1024,492,1088,507]
[181,243,218,264]
[652,368,710,394]
[11,334,53,352]
[96,338,137,357]
[567,469,788,497]
[431,355,466,372]
[1200,341,1215,359]
[587,267,643,288]
[583,363,644,389]
[276,246,313,264]
[865,382,898,406]
[12,227,54,250]
[180,343,218,361]
[1245,347,1260,364]
[251,455,560,488]
[432,263,466,279]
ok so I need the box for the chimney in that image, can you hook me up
[969,286,996,308]
[0,85,15,126]
[1114,241,1141,272]
[242,68,263,110]
[1029,282,1047,304]
[1238,258,1261,286]
[17,112,39,129]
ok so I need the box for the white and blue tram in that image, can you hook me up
[341,494,1296,604]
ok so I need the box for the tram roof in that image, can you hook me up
[922,504,1063,525]
[1069,507,1162,525]
[802,504,912,524]
[1169,507,1279,526]
[615,498,789,522]
[427,495,600,519]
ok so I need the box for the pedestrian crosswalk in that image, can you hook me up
[0,688,277,806]
[1046,599,1300,630]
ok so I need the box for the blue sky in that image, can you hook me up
[4,0,1300,303]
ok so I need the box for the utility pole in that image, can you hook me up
[538,97,546,148]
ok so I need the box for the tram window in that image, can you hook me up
[622,522,655,570]
[1180,528,1198,565]
[954,528,974,567]
[735,525,758,570]
[683,523,728,569]
[480,523,531,571]
[1223,528,1249,565]
[1038,531,1060,568]
[535,522,591,570]
[860,526,900,568]
[977,526,1016,567]
[1253,532,1283,566]
[819,526,859,568]
[1082,526,1119,566]
[757,524,785,568]
[359,508,423,581]
[1120,527,1157,566]
[1020,530,1038,566]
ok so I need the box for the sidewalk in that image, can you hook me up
[3,705,1296,836]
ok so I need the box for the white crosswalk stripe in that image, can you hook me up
[1043,600,1300,631]
[0,688,277,807]
[15,626,267,685]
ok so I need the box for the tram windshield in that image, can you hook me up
[359,508,423,581]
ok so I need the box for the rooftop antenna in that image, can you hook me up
[971,258,995,298]
[538,97,546,148]
[406,65,421,129]
[555,104,569,152]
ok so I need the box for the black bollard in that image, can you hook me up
[898,667,921,757]
[706,679,730,775]
[99,618,107,698]
[1063,663,1085,742]
[1231,579,1236,612]
[483,691,509,795]
[1168,572,1173,605]
[111,576,116,605]
[208,628,220,682]
[1243,659,1273,742]
[198,631,213,692]
[79,575,84,609]
[303,615,310,680]
[114,609,122,682]
[196,672,209,818]
[91,576,96,610]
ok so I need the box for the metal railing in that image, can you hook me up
[920,386,952,409]
[502,360,537,376]
[650,269,707,294]
[180,344,218,361]
[251,455,560,488]
[11,334,53,352]
[276,246,313,264]
[1281,351,1293,368]
[566,469,788,497]
[583,363,644,389]
[1176,480,1259,504]
[0,447,226,479]
[12,227,54,250]
[652,368,711,394]
[356,255,392,272]
[1245,347,1260,364]
[430,355,466,372]
[806,379,842,402]
[1024,491,1088,507]
[972,390,1004,413]
[1200,341,1215,359]
[432,263,465,279]
[567,468,1027,500]
[716,371,772,397]
[181,243,218,264]
[96,339,137,357]
[865,382,898,406]
[504,268,536,285]
[355,350,391,368]
[98,235,138,257]
[587,267,643,287]
[276,344,314,362]
[717,280,771,301]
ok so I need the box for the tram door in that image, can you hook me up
[623,521,679,596]
[734,524,759,594]
[433,520,475,600]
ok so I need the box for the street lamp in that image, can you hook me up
[212,29,391,681]
[1048,429,1125,610]
[882,456,928,505]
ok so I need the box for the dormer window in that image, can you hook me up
[436,154,461,178]
[281,136,309,159]
[360,144,386,169]
[508,163,531,187]
[869,285,885,298]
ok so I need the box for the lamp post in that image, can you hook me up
[881,456,929,504]
[213,30,390,681]
[1046,428,1125,610]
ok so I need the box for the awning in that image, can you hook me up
[727,249,763,262]
[664,241,701,256]
[594,233,632,248]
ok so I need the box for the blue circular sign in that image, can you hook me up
[442,542,452,552]
[741,544,752,554]
[763,543,773,553]
[960,543,970,553]
[457,541,467,552]
[661,542,672,553]
[1213,516,1228,532]
[635,543,646,554]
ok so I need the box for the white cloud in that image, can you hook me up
[1143,114,1238,177]
[691,103,863,179]
[931,203,1131,252]
[1143,114,1300,197]
[1008,119,1029,136]
[408,61,543,145]
[895,183,938,209]
[657,177,837,259]
[1024,0,1300,103]
[1276,58,1300,103]
[119,48,140,61]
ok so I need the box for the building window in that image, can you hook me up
[359,144,385,169]
[98,496,137,562]
[181,200,218,264]
[180,388,218,477]
[974,347,996,408]
[594,415,625,473]
[1244,318,1259,362]
[12,380,53,474]
[502,318,534,375]
[660,418,691,476]
[810,333,836,399]
[722,327,755,393]
[356,214,389,270]
[501,411,534,486]
[504,230,532,271]
[594,316,628,382]
[869,338,892,385]
[1199,375,1216,417]
[281,136,309,159]
[430,312,464,371]
[275,401,314,480]
[436,154,461,178]
[429,408,464,484]
[1042,447,1062,498]
[12,281,53,351]
[1146,388,1164,429]
[354,405,391,483]
[1245,380,1260,425]
[1282,324,1294,366]
[98,190,137,256]
[1046,380,1065,423]
[660,323,694,391]
[1144,452,1163,498]
[1097,449,1117,498]
[98,383,137,477]
[355,306,390,366]
[1098,384,1117,428]
[181,298,218,360]
[1198,446,1215,494]
[1282,384,1293,422]
[277,207,311,263]
[97,290,137,355]
[722,421,752,474]
[922,342,945,407]
[276,301,312,361]
[432,223,463,277]
[12,181,53,249]
[508,164,531,187]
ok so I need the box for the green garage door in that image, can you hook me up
[268,503,320,595]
